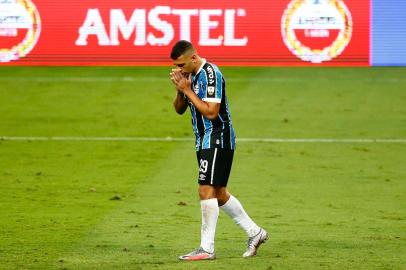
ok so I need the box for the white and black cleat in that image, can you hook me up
[243,228,269,257]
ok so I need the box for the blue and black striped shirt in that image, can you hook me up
[186,60,236,151]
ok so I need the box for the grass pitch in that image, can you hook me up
[0,67,405,270]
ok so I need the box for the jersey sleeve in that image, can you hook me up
[202,65,222,104]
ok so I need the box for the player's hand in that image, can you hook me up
[170,68,187,83]
[170,68,181,84]
[172,68,189,78]
[172,73,192,94]
[170,69,191,94]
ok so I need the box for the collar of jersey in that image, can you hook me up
[195,58,207,76]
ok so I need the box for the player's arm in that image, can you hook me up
[170,69,188,115]
[172,73,220,120]
[184,90,220,120]
[173,90,188,115]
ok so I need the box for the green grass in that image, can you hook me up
[0,67,405,270]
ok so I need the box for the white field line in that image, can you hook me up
[1,136,406,144]
[0,76,405,83]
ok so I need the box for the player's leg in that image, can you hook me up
[217,187,260,236]
[214,149,269,257]
[216,186,230,206]
[179,150,218,261]
[198,184,216,199]
[198,184,218,255]
[218,187,268,257]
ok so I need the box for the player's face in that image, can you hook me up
[173,53,196,74]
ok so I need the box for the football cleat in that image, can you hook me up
[243,228,269,257]
[179,247,216,261]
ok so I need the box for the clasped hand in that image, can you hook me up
[170,68,192,94]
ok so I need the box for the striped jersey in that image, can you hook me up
[186,60,236,151]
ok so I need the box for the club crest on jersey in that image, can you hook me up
[0,0,42,62]
[281,0,352,63]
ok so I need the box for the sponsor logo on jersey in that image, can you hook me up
[206,65,215,85]
[281,0,352,63]
[0,0,41,62]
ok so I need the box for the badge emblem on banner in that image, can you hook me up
[0,0,41,62]
[281,0,352,63]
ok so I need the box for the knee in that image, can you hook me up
[198,185,216,200]
[216,187,230,206]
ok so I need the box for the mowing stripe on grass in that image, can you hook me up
[0,77,405,83]
[1,136,406,144]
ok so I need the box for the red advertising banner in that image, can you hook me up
[0,0,370,66]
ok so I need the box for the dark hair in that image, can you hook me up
[170,40,194,60]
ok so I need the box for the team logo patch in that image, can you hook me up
[0,0,41,62]
[281,0,352,63]
[207,86,215,96]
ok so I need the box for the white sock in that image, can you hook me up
[220,195,260,237]
[200,198,219,253]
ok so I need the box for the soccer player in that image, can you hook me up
[169,40,268,261]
